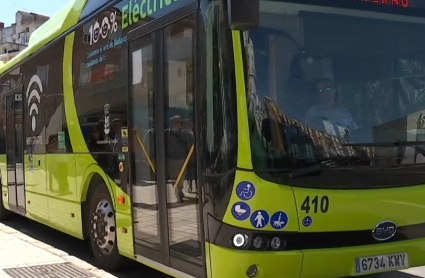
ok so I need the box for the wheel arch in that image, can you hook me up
[80,163,116,240]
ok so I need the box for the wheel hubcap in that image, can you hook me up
[91,199,116,255]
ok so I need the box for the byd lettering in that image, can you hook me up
[375,226,395,237]
[122,0,179,29]
[372,221,397,241]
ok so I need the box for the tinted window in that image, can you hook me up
[73,5,131,154]
[201,0,237,175]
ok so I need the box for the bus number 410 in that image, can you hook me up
[301,196,330,214]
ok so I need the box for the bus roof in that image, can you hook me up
[0,0,87,76]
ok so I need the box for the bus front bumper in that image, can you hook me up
[207,238,425,278]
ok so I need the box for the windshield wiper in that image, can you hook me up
[288,158,356,178]
[343,141,425,157]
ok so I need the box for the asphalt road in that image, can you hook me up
[2,215,425,278]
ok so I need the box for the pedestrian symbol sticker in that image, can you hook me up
[302,216,312,227]
[270,211,288,230]
[250,210,269,229]
[231,202,251,221]
[236,181,256,201]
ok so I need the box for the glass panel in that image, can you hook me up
[164,15,202,262]
[5,94,16,207]
[13,92,24,210]
[244,0,425,189]
[130,35,161,250]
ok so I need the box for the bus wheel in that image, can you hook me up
[88,183,123,271]
[0,190,12,221]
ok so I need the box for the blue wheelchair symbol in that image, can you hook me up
[236,181,256,201]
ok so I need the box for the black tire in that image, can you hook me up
[88,183,123,271]
[0,189,12,221]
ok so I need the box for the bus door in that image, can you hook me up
[128,9,205,278]
[5,86,25,214]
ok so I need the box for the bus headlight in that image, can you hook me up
[252,236,265,249]
[270,237,281,250]
[233,233,248,248]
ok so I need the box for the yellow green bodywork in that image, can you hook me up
[0,1,425,278]
[0,0,134,259]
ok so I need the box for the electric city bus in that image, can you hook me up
[2,0,425,277]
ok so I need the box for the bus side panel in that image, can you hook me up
[46,153,83,238]
[24,154,49,224]
[0,154,8,210]
[115,211,134,259]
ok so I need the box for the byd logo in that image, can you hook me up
[26,75,42,132]
[372,221,397,241]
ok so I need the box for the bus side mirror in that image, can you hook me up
[227,0,259,30]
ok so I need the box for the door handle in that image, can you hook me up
[38,159,41,166]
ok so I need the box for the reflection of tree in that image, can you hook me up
[339,59,425,130]
[262,96,374,167]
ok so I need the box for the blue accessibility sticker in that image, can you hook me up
[250,210,269,229]
[270,211,289,230]
[235,181,256,201]
[302,216,313,227]
[231,202,251,221]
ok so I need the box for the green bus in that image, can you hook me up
[2,0,425,277]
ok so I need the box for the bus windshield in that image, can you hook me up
[244,0,425,188]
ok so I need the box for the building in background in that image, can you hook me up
[0,11,49,61]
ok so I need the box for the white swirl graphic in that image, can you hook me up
[26,75,42,132]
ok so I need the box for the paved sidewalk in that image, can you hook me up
[0,222,116,278]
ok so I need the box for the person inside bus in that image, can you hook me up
[165,115,190,203]
[88,125,104,152]
[304,78,358,137]
[109,118,122,151]
[87,124,114,174]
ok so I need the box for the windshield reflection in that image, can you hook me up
[243,1,425,188]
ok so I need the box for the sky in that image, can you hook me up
[0,0,71,27]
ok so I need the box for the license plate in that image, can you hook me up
[355,252,409,274]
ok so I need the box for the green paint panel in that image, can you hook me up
[0,154,8,210]
[25,191,50,227]
[24,154,49,223]
[48,197,84,239]
[232,31,252,170]
[207,243,302,278]
[47,154,77,202]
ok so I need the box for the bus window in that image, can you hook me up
[244,1,425,188]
